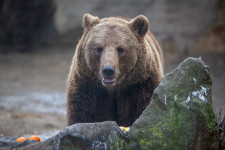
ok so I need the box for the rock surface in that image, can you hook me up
[0,0,220,52]
[125,57,219,149]
[53,0,218,49]
[0,0,56,51]
[0,137,37,149]
[54,0,217,35]
[0,57,219,150]
[15,121,126,150]
[53,121,125,150]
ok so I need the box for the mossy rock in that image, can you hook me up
[111,57,219,150]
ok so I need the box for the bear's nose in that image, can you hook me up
[102,65,115,76]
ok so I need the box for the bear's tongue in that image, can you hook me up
[102,77,116,84]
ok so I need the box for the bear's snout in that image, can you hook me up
[101,65,116,86]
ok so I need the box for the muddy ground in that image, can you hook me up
[0,45,224,141]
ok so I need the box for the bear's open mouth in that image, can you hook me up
[102,77,116,85]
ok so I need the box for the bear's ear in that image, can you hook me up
[82,13,100,31]
[129,15,149,37]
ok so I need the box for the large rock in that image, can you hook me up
[124,57,219,149]
[15,121,126,150]
[53,121,125,150]
[0,57,219,149]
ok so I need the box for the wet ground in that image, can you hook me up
[0,47,71,141]
[0,45,224,141]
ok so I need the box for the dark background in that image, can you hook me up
[0,0,224,140]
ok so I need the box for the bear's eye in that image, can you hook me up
[96,47,103,54]
[117,47,125,55]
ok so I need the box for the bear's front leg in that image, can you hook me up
[66,86,117,126]
[67,91,96,125]
[116,78,155,126]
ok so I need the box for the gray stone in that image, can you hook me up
[53,121,125,150]
[16,121,126,150]
[53,0,218,49]
[0,137,37,149]
[126,57,219,149]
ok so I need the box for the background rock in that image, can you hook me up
[53,0,218,49]
[0,0,56,51]
[0,0,222,52]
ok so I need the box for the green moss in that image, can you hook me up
[110,135,132,150]
[128,102,198,149]
[60,136,84,150]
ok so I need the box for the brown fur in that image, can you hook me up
[66,14,163,126]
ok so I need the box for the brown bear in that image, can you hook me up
[66,14,163,127]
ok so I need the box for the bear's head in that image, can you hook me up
[81,14,149,89]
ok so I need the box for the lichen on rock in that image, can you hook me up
[127,57,219,150]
